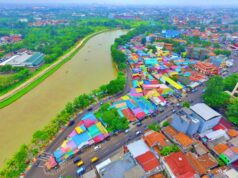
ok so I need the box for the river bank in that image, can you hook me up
[0,30,127,167]
[0,29,112,109]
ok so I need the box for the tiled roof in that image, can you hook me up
[143,130,168,147]
[213,143,229,154]
[174,132,194,148]
[149,173,164,178]
[136,151,160,172]
[186,152,206,175]
[164,152,196,178]
[198,153,218,170]
[227,129,238,138]
[163,126,177,138]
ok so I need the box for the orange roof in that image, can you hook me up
[149,173,164,178]
[144,130,168,147]
[198,154,218,170]
[186,152,206,175]
[213,144,229,154]
[163,126,177,137]
[231,146,238,154]
[227,129,238,137]
[174,132,194,148]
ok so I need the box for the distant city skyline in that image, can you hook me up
[1,0,238,6]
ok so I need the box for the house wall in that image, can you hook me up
[198,117,221,133]
[170,115,189,134]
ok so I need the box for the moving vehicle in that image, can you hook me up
[73,157,81,164]
[67,120,75,127]
[91,156,99,163]
[76,166,86,176]
[76,160,84,167]
[136,122,142,127]
[94,145,101,151]
[136,131,142,136]
[124,129,130,134]
[87,107,93,111]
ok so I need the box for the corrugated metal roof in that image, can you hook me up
[190,103,221,121]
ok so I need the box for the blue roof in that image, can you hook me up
[71,132,91,146]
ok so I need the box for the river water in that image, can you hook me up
[0,30,127,167]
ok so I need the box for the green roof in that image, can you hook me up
[25,52,44,66]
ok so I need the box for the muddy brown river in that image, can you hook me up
[0,30,127,167]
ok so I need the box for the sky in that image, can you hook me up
[0,0,238,6]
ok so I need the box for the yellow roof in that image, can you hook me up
[96,122,108,134]
[121,95,130,100]
[136,88,143,93]
[162,76,183,90]
[145,90,160,99]
[75,126,84,134]
[170,72,178,76]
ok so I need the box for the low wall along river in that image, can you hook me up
[0,30,127,167]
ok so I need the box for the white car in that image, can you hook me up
[94,145,101,151]
[136,131,142,136]
[125,129,130,134]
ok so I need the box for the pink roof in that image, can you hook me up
[136,112,146,119]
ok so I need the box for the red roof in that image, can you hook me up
[121,108,137,122]
[136,112,146,119]
[213,123,226,131]
[136,151,160,171]
[164,152,196,178]
[220,118,233,129]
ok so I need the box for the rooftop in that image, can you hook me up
[164,152,196,178]
[127,139,150,158]
[213,143,229,154]
[174,132,194,148]
[143,130,168,147]
[98,154,136,178]
[162,126,178,138]
[190,103,221,121]
[136,151,160,172]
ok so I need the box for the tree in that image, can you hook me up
[213,43,220,48]
[182,102,190,108]
[141,37,146,45]
[203,76,230,108]
[148,122,161,132]
[162,121,170,127]
[223,74,238,92]
[214,49,231,57]
[160,145,179,156]
[97,104,129,132]
[227,98,238,125]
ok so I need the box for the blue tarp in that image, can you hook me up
[71,132,91,146]
[82,113,97,121]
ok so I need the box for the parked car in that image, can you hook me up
[91,156,99,163]
[87,107,93,111]
[76,166,86,176]
[94,145,101,151]
[73,157,81,164]
[76,160,84,167]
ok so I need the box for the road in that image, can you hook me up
[26,72,204,178]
